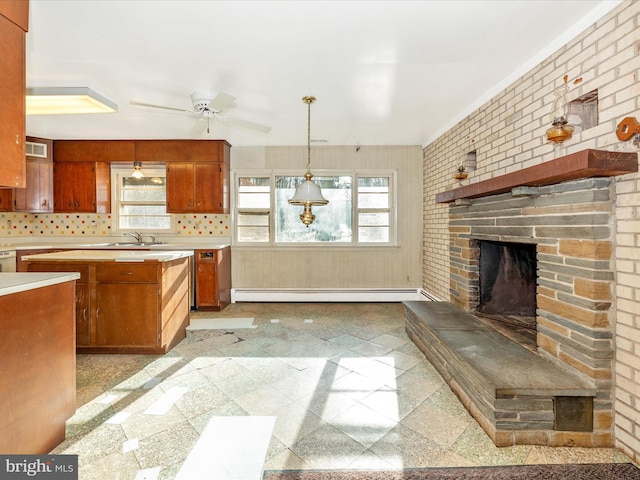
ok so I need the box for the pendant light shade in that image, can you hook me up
[288,96,328,226]
[289,172,329,205]
[132,161,144,179]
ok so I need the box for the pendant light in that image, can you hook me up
[131,161,144,179]
[288,96,328,226]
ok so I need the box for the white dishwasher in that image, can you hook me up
[0,248,16,272]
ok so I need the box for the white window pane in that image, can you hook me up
[120,215,172,230]
[358,177,389,208]
[275,175,352,243]
[238,177,270,208]
[237,212,270,242]
[113,166,171,232]
[358,192,389,208]
[358,211,389,226]
[359,226,389,242]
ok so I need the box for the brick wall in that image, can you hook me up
[422,0,640,461]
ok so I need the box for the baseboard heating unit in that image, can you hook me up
[231,288,421,303]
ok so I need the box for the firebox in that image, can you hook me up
[477,240,537,350]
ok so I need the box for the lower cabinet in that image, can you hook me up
[0,278,76,454]
[26,257,190,354]
[95,270,158,346]
[195,246,231,311]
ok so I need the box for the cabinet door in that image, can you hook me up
[0,189,12,212]
[72,162,98,212]
[75,283,91,346]
[166,162,194,212]
[53,162,101,213]
[95,283,158,346]
[0,14,26,188]
[53,162,77,211]
[196,250,219,308]
[194,163,220,212]
[14,159,53,212]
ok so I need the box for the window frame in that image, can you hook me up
[110,163,176,234]
[233,169,397,246]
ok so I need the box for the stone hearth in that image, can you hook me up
[420,150,639,447]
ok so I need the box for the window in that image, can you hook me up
[111,165,174,233]
[234,170,395,245]
[236,177,270,243]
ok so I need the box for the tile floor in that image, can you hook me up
[52,302,633,479]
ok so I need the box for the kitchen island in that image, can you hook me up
[0,272,79,453]
[23,250,193,354]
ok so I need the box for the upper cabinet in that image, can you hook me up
[53,161,110,213]
[0,0,29,188]
[0,189,12,212]
[14,137,54,212]
[52,139,230,214]
[53,140,135,162]
[165,141,230,213]
[166,161,228,213]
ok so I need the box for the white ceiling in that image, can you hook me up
[25,0,620,148]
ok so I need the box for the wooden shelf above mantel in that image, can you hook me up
[436,149,638,204]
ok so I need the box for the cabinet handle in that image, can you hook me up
[74,200,79,207]
[96,307,100,320]
[120,271,134,275]
[83,308,88,321]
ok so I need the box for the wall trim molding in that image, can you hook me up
[231,288,421,303]
[419,289,440,301]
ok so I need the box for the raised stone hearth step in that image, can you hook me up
[403,300,597,447]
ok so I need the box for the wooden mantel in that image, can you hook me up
[436,149,638,204]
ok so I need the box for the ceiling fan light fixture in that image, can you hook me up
[131,161,144,179]
[26,87,118,115]
[288,95,328,227]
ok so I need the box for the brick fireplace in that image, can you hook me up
[431,149,638,446]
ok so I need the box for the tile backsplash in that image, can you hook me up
[0,212,230,238]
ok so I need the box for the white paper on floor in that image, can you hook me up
[175,416,276,480]
[187,317,257,330]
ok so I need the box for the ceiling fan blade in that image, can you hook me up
[220,115,272,133]
[207,91,236,112]
[130,100,192,113]
[190,118,207,136]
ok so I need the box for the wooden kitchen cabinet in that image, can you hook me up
[0,189,12,211]
[166,161,229,213]
[26,255,190,354]
[0,275,76,454]
[195,246,231,310]
[53,161,110,213]
[14,143,54,212]
[16,248,63,271]
[0,2,28,188]
[53,140,135,162]
[94,263,158,347]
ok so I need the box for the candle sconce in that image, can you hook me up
[454,165,468,180]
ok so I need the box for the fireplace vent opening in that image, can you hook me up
[477,240,537,350]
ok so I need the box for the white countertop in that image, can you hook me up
[22,249,194,262]
[0,272,81,296]
[8,242,230,251]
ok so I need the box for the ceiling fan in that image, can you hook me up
[130,91,271,135]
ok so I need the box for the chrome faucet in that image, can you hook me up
[123,232,143,244]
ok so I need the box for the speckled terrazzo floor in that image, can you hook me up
[52,302,634,479]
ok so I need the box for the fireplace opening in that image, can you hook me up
[477,240,537,351]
